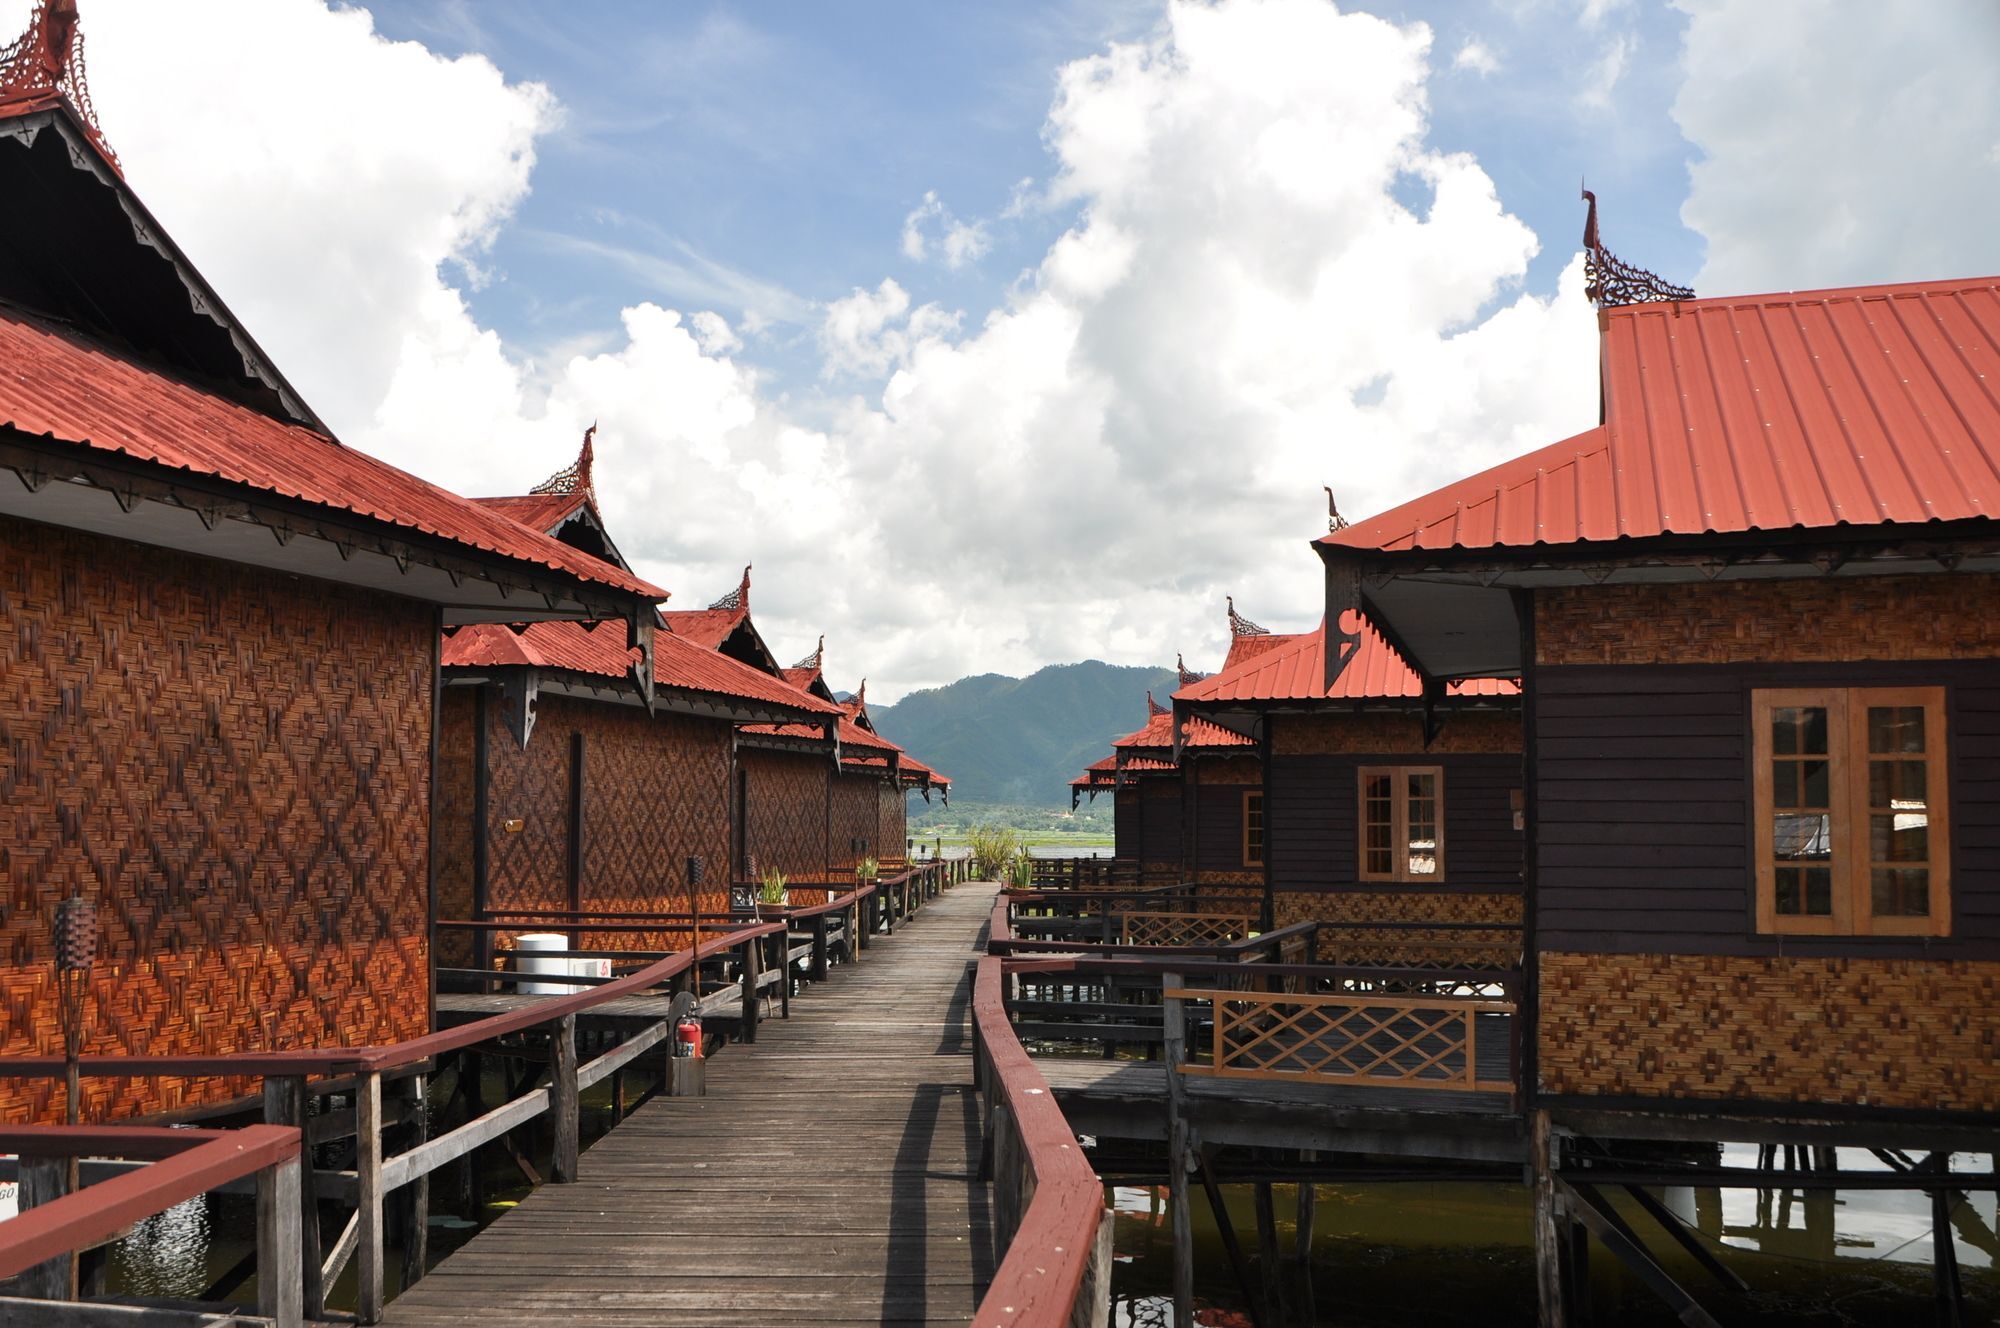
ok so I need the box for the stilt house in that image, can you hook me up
[1322,253,2000,1116]
[0,5,663,1123]
[437,439,839,955]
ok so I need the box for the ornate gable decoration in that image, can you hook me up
[531,425,596,499]
[1146,691,1168,719]
[792,635,824,672]
[709,564,751,613]
[0,0,117,173]
[1226,595,1269,638]
[1581,188,1693,308]
[1177,652,1206,687]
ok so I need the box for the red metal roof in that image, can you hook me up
[1223,632,1292,671]
[442,621,834,715]
[1111,710,1254,753]
[0,311,665,600]
[1176,614,1518,704]
[664,606,747,650]
[472,492,589,535]
[1326,275,2000,554]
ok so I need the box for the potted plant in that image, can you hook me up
[854,856,879,890]
[756,868,789,918]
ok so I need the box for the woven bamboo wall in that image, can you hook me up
[742,747,828,882]
[876,783,908,864]
[1194,756,1261,785]
[1536,573,2000,667]
[1272,710,1520,756]
[1274,888,1522,967]
[830,773,883,874]
[1540,951,2000,1112]
[0,519,433,1124]
[468,694,733,949]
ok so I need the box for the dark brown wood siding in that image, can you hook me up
[1139,778,1182,881]
[1114,787,1140,861]
[1536,660,2000,959]
[1268,751,1523,890]
[1194,782,1254,873]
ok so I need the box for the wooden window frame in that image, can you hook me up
[1355,765,1446,883]
[1751,686,1950,938]
[1242,790,1265,868]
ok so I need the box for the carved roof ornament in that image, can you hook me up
[1581,188,1693,308]
[1226,595,1269,638]
[530,424,596,499]
[708,564,751,613]
[1324,485,1349,533]
[0,0,118,174]
[1146,691,1168,718]
[1177,652,1206,687]
[792,635,825,672]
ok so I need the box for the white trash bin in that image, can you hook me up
[515,932,573,994]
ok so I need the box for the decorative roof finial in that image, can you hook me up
[708,564,751,613]
[1146,691,1168,718]
[0,1,117,173]
[1580,187,1693,308]
[1177,652,1206,687]
[792,635,825,672]
[1226,595,1269,638]
[530,423,596,499]
[1324,485,1348,533]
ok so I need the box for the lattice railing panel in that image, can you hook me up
[1176,988,1513,1093]
[1116,911,1256,947]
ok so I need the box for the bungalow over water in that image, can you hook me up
[0,4,666,1124]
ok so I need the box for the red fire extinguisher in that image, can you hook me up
[675,1012,704,1059]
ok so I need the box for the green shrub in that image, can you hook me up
[966,825,1024,880]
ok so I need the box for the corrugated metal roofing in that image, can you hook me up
[0,311,665,600]
[442,621,833,715]
[1222,631,1293,670]
[1325,275,2000,553]
[472,492,589,535]
[1176,614,1519,704]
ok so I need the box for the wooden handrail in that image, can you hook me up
[0,922,783,1082]
[0,1124,302,1318]
[971,946,1110,1326]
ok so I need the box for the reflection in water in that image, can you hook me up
[107,1193,216,1301]
[1108,1152,2000,1326]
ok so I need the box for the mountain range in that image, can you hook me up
[868,660,1177,806]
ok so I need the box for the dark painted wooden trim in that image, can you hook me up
[471,686,490,928]
[1258,719,1274,930]
[1515,587,1541,1113]
[426,605,443,1034]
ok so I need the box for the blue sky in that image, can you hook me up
[368,0,1698,400]
[60,0,2000,700]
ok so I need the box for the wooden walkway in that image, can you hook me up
[383,883,1000,1326]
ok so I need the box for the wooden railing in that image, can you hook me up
[0,1124,305,1326]
[1027,856,1137,890]
[1115,909,1258,947]
[1169,985,1515,1094]
[0,922,785,1324]
[971,901,1113,1327]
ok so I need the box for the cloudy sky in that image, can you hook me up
[27,0,1999,701]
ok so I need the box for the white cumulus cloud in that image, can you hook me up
[51,0,1609,702]
[1673,0,2000,294]
[899,190,993,270]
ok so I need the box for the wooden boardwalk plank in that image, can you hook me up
[383,884,1000,1327]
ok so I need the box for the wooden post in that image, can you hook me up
[552,1015,580,1183]
[811,913,830,982]
[1162,971,1195,1328]
[16,1156,70,1300]
[264,1076,325,1318]
[1068,1206,1116,1328]
[355,1070,386,1324]
[256,1153,305,1328]
[1531,1109,1567,1328]
[740,930,761,1044]
[1933,1153,1966,1327]
[1253,1181,1281,1328]
[397,1073,429,1290]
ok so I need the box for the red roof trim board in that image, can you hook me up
[1325,275,2000,556]
[1176,613,1518,705]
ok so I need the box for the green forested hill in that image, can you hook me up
[869,660,1177,806]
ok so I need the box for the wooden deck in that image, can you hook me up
[381,883,1000,1326]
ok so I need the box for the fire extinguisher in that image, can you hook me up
[674,1012,704,1059]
